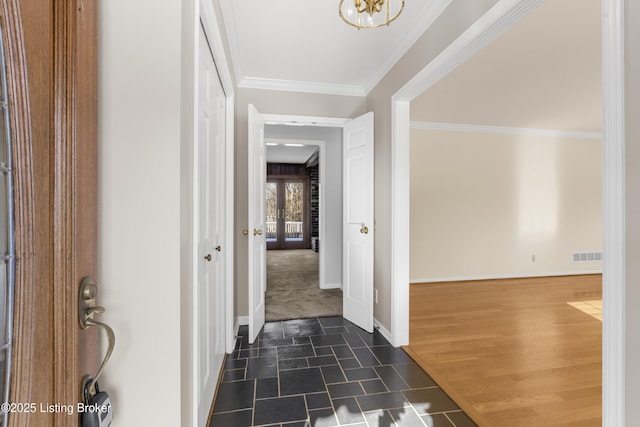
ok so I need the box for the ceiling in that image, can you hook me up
[266,141,318,164]
[219,0,450,96]
[410,0,602,132]
[219,0,601,133]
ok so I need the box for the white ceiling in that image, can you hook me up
[219,0,601,132]
[219,0,450,96]
[266,142,318,165]
[410,0,602,132]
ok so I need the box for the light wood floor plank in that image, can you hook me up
[405,275,602,426]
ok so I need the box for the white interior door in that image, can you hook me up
[343,112,374,332]
[248,104,266,343]
[196,25,226,426]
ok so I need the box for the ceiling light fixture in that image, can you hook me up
[339,0,405,29]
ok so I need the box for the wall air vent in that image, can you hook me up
[572,251,603,263]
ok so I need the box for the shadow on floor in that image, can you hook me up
[209,317,477,427]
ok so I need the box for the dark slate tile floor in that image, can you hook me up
[209,317,477,427]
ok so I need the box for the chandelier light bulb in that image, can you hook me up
[339,0,405,29]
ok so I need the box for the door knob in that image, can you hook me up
[253,229,263,236]
[204,254,212,261]
[242,229,249,236]
[215,245,222,252]
[360,226,369,234]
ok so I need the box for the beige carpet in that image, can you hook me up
[266,249,342,321]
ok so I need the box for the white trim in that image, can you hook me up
[391,0,545,349]
[219,0,451,98]
[362,0,453,94]
[390,100,410,347]
[410,270,603,284]
[218,0,244,90]
[200,0,234,97]
[602,0,625,425]
[263,114,349,128]
[239,76,366,97]
[200,0,236,355]
[320,282,342,290]
[236,316,250,327]
[411,121,603,140]
[374,318,393,345]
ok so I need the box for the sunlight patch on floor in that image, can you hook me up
[567,300,602,321]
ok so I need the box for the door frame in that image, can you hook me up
[390,0,625,424]
[199,0,235,354]
[265,138,329,286]
[251,114,374,331]
[2,1,99,423]
[195,2,235,425]
[262,117,349,293]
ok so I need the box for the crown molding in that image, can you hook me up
[363,0,453,94]
[411,121,602,139]
[220,0,448,98]
[238,76,366,97]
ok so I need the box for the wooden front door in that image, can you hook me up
[1,0,99,425]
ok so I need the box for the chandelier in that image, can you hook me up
[339,0,405,29]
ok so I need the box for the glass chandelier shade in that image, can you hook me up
[339,0,405,29]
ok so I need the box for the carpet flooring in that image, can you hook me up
[266,249,342,321]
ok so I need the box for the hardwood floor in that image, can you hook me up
[405,275,602,426]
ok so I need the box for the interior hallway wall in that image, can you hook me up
[410,128,602,281]
[265,125,344,288]
[97,0,204,425]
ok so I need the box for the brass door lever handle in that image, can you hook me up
[78,277,116,396]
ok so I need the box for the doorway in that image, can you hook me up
[263,137,341,321]
[248,109,375,342]
[266,175,311,250]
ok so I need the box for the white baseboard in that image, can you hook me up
[320,282,342,290]
[373,318,394,345]
[236,316,249,327]
[410,270,603,284]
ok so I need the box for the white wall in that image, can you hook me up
[409,128,602,281]
[264,125,343,287]
[98,0,194,425]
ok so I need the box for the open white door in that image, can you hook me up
[343,112,374,333]
[196,24,227,427]
[248,104,266,343]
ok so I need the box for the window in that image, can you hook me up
[0,24,16,427]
